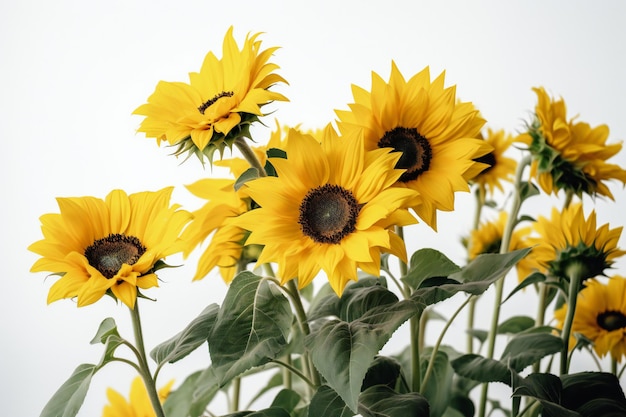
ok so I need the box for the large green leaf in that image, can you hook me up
[39,363,97,417]
[497,316,536,334]
[210,271,293,385]
[306,300,417,412]
[358,385,430,417]
[402,248,461,290]
[307,386,355,417]
[219,407,292,417]
[450,354,511,385]
[421,350,454,417]
[270,388,302,414]
[151,303,219,365]
[500,332,563,371]
[561,372,626,415]
[412,248,531,307]
[163,367,220,417]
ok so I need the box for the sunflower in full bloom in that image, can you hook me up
[470,128,517,195]
[521,203,625,286]
[102,376,174,417]
[517,87,626,198]
[335,62,491,230]
[182,178,254,283]
[29,188,192,308]
[133,27,288,164]
[235,128,418,295]
[554,276,626,362]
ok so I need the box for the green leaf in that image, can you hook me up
[40,363,97,417]
[306,300,418,412]
[234,167,260,191]
[89,317,120,344]
[270,388,301,413]
[561,372,626,414]
[450,354,511,385]
[402,248,461,290]
[412,248,532,306]
[420,349,453,417]
[98,333,124,367]
[210,271,293,385]
[307,385,355,417]
[361,356,402,391]
[163,367,220,417]
[500,333,563,372]
[519,181,540,203]
[220,407,292,417]
[497,316,536,334]
[358,385,430,417]
[503,271,546,304]
[151,303,219,365]
[510,372,580,417]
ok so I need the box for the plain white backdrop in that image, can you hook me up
[3,1,626,416]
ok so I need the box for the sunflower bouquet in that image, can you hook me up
[29,27,626,417]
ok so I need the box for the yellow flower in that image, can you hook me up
[235,128,418,295]
[554,276,626,362]
[133,27,288,164]
[470,128,517,195]
[522,203,624,283]
[518,87,626,198]
[102,376,174,417]
[29,188,191,308]
[336,62,490,230]
[182,178,252,283]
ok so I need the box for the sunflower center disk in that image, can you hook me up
[597,311,626,332]
[474,152,496,174]
[378,127,432,182]
[299,184,359,244]
[84,234,146,279]
[198,91,234,115]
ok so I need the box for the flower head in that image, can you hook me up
[102,376,173,417]
[518,87,626,198]
[133,27,288,164]
[235,128,418,295]
[335,62,490,230]
[554,276,626,362]
[470,128,517,195]
[29,188,191,308]
[522,203,624,284]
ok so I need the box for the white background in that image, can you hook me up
[2,1,626,416]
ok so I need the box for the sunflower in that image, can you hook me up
[182,178,253,283]
[522,203,625,285]
[102,376,174,417]
[133,27,288,164]
[29,188,191,308]
[554,276,626,362]
[235,128,418,295]
[470,128,517,195]
[335,62,491,230]
[517,87,626,198]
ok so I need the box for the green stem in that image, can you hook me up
[422,295,474,389]
[532,283,548,373]
[129,303,166,417]
[234,136,267,177]
[231,377,241,412]
[560,263,584,375]
[467,185,486,354]
[411,313,422,392]
[271,358,317,389]
[478,155,531,417]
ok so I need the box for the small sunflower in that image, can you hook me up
[522,203,625,285]
[554,276,626,362]
[335,62,491,230]
[517,87,626,198]
[29,188,191,308]
[470,128,517,195]
[102,376,174,417]
[182,178,254,283]
[235,129,418,295]
[133,27,288,164]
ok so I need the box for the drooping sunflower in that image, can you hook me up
[235,128,418,295]
[466,211,530,261]
[554,276,626,362]
[517,87,626,198]
[133,27,288,164]
[335,62,491,230]
[102,376,174,417]
[522,203,625,285]
[182,178,254,283]
[29,188,192,308]
[470,128,517,195]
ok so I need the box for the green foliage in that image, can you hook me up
[402,248,461,290]
[163,367,220,417]
[358,385,430,417]
[39,364,98,417]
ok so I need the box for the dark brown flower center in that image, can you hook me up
[597,311,626,332]
[378,127,432,182]
[298,184,360,244]
[198,91,234,115]
[473,152,496,174]
[84,234,146,279]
